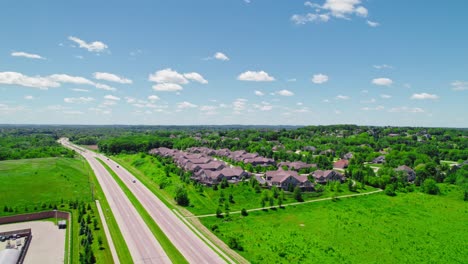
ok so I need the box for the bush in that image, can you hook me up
[241,208,248,216]
[384,184,396,196]
[228,236,244,251]
[174,185,190,206]
[421,179,440,195]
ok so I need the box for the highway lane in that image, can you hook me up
[97,153,231,264]
[60,139,171,264]
[63,140,231,263]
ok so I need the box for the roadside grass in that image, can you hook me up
[0,157,116,263]
[113,154,379,216]
[201,185,468,263]
[96,158,188,264]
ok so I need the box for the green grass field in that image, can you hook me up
[0,157,117,264]
[201,185,468,263]
[0,157,92,211]
[113,154,379,216]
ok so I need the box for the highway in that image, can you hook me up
[61,139,230,264]
[60,139,171,264]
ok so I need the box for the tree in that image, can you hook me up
[98,236,104,250]
[277,196,283,208]
[174,185,190,206]
[241,208,248,216]
[384,184,396,196]
[421,179,440,195]
[216,207,223,218]
[293,186,303,202]
[228,193,234,203]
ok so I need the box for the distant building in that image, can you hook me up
[395,165,416,182]
[333,159,349,169]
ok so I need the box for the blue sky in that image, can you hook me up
[1,0,467,127]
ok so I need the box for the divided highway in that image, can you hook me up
[60,139,171,264]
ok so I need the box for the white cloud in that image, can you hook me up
[410,93,439,100]
[237,71,275,82]
[183,72,208,84]
[101,100,117,106]
[294,0,370,25]
[177,101,198,109]
[380,94,392,99]
[64,97,95,104]
[451,80,468,91]
[68,36,108,53]
[49,74,94,85]
[291,13,330,24]
[372,77,393,86]
[152,83,183,92]
[148,95,160,101]
[255,104,273,111]
[276,89,294,96]
[11,51,45,60]
[149,68,188,84]
[254,90,265,96]
[323,99,330,103]
[94,83,116,91]
[367,20,380,27]
[287,78,297,82]
[233,98,248,112]
[71,88,89,92]
[373,64,393,69]
[93,72,132,84]
[0,71,60,89]
[104,95,120,101]
[214,52,229,61]
[388,106,425,113]
[361,105,384,111]
[336,95,350,100]
[24,95,34,100]
[312,73,329,84]
[200,105,218,112]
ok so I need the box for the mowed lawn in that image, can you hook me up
[202,185,468,264]
[0,157,92,212]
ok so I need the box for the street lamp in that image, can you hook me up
[53,209,57,225]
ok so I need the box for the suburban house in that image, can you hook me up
[372,155,386,164]
[333,159,349,169]
[343,152,354,160]
[244,157,276,166]
[200,167,249,185]
[312,170,346,184]
[264,169,313,191]
[278,161,317,171]
[395,165,416,182]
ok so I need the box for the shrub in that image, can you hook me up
[384,184,396,196]
[174,185,190,206]
[422,179,440,195]
[241,208,248,216]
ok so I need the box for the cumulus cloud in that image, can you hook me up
[93,72,132,84]
[64,97,95,104]
[11,51,45,60]
[63,110,84,115]
[293,0,371,25]
[388,106,424,113]
[312,73,329,84]
[214,52,229,61]
[149,68,188,84]
[104,95,120,101]
[336,95,350,100]
[152,83,183,92]
[367,20,380,27]
[451,80,468,91]
[410,93,439,100]
[361,105,384,111]
[237,71,275,82]
[254,90,265,96]
[380,94,392,99]
[94,83,116,91]
[148,95,160,101]
[372,77,393,86]
[177,101,198,109]
[68,36,108,53]
[49,74,94,85]
[0,71,60,89]
[276,89,294,96]
[24,95,34,100]
[233,98,248,112]
[183,72,208,84]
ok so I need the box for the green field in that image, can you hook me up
[0,157,92,213]
[201,185,468,263]
[0,157,116,263]
[112,154,378,216]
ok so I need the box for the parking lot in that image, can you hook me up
[0,221,65,264]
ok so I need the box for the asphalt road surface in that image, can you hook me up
[60,139,171,264]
